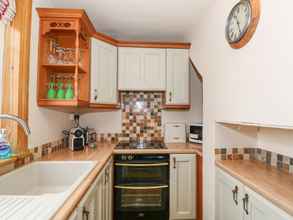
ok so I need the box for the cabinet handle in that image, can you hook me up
[173,157,176,169]
[242,193,249,215]
[232,185,238,205]
[169,92,172,102]
[94,89,98,101]
[82,207,90,220]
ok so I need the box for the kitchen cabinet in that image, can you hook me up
[90,38,119,108]
[118,47,166,91]
[37,8,91,108]
[69,158,113,220]
[170,154,196,220]
[165,49,190,108]
[216,167,243,220]
[216,168,293,220]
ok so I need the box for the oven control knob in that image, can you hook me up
[138,213,145,217]
[127,155,134,160]
[121,155,127,160]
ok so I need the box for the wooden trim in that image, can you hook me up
[92,32,119,46]
[196,154,203,220]
[229,0,261,49]
[116,40,191,49]
[189,58,203,81]
[89,103,121,109]
[36,8,96,34]
[2,0,32,152]
[162,104,191,110]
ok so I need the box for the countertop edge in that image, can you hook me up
[216,160,293,217]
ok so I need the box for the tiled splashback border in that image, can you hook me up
[0,139,66,175]
[215,147,293,174]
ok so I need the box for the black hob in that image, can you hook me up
[116,140,166,149]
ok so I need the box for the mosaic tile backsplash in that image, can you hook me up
[120,92,163,142]
[215,147,293,174]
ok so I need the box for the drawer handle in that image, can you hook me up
[242,193,249,215]
[173,157,176,169]
[114,185,168,190]
[115,163,169,167]
[82,207,90,220]
[232,185,238,205]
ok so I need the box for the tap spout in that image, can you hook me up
[0,114,31,136]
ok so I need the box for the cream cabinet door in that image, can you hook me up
[244,186,293,220]
[118,47,166,91]
[216,168,243,220]
[166,49,189,105]
[96,169,105,220]
[170,154,196,220]
[77,179,97,220]
[141,48,166,90]
[91,38,118,104]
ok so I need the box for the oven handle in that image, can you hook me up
[114,185,169,190]
[115,162,169,167]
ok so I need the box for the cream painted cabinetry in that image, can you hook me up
[170,154,196,220]
[69,159,113,220]
[166,49,189,106]
[91,38,118,105]
[118,47,166,91]
[216,168,293,220]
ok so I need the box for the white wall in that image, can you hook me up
[28,0,71,148]
[80,110,122,133]
[189,1,293,220]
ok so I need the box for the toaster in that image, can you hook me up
[164,123,186,143]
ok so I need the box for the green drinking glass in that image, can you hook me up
[56,82,65,99]
[47,82,56,99]
[65,82,74,100]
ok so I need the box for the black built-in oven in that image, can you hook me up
[114,154,169,220]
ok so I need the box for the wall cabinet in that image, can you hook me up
[118,47,166,91]
[69,158,113,220]
[170,154,196,220]
[37,9,91,108]
[216,168,293,220]
[165,49,190,108]
[90,38,119,108]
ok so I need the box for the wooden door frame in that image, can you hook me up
[1,0,32,152]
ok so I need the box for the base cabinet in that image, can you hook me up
[69,159,113,220]
[216,168,293,220]
[170,154,196,220]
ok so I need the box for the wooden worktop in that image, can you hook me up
[216,159,293,216]
[41,142,202,220]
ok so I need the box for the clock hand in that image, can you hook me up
[236,19,241,33]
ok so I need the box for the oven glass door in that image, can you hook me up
[115,162,169,185]
[115,184,169,212]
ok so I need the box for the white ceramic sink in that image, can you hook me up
[0,161,96,196]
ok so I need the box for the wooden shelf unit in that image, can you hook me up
[36,8,92,108]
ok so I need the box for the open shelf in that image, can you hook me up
[42,64,86,74]
[217,120,293,131]
[37,9,91,109]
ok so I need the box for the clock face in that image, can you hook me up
[226,0,252,43]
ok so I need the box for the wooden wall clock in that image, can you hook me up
[225,0,261,49]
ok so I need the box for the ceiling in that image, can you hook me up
[49,0,211,42]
